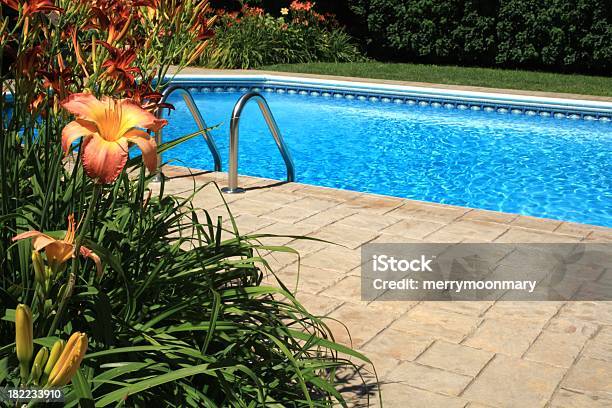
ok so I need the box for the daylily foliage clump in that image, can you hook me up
[0,0,370,406]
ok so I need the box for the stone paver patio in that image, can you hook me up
[161,166,611,408]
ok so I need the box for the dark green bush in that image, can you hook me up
[348,0,612,74]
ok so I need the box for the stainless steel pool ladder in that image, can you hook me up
[153,85,222,181]
[221,92,295,194]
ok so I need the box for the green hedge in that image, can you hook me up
[348,0,612,74]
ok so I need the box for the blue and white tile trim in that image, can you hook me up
[169,74,612,122]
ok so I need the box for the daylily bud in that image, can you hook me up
[47,332,87,387]
[42,340,64,385]
[30,347,48,385]
[32,251,45,284]
[15,304,33,381]
[58,274,75,302]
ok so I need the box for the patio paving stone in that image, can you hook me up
[355,350,401,380]
[483,301,561,324]
[523,330,588,367]
[495,227,581,243]
[326,303,396,348]
[285,292,343,316]
[459,209,519,224]
[390,305,482,343]
[549,388,612,407]
[276,265,345,295]
[388,201,470,223]
[544,316,600,337]
[294,184,362,202]
[462,355,565,407]
[511,215,564,231]
[561,357,612,394]
[581,326,612,362]
[464,318,544,357]
[286,196,341,211]
[319,276,363,302]
[368,234,423,244]
[336,212,402,232]
[342,195,405,214]
[253,221,319,246]
[425,220,509,242]
[301,246,364,272]
[162,166,612,407]
[554,221,598,238]
[386,361,473,396]
[417,340,494,376]
[425,301,494,317]
[221,198,282,217]
[556,301,612,325]
[261,205,320,223]
[311,223,380,249]
[361,328,434,362]
[295,206,358,228]
[378,383,468,408]
[380,218,446,239]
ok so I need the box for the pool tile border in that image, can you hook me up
[168,76,612,122]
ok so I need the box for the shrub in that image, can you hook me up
[348,0,612,74]
[495,0,612,72]
[0,0,371,405]
[201,4,363,69]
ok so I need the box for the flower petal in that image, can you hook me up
[61,93,107,122]
[82,135,128,184]
[13,231,59,252]
[46,241,74,266]
[123,129,158,172]
[13,230,44,242]
[119,99,167,133]
[80,246,103,278]
[61,120,97,154]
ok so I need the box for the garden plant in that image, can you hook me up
[0,0,372,406]
[200,1,363,69]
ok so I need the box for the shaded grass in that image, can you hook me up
[262,62,612,98]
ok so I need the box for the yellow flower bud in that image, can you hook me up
[32,251,45,284]
[47,332,87,387]
[41,340,64,385]
[30,347,48,385]
[15,304,33,381]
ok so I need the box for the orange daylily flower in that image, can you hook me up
[125,75,174,113]
[98,41,141,86]
[88,3,133,45]
[61,93,166,184]
[1,0,62,16]
[12,215,102,277]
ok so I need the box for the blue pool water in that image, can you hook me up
[160,91,611,227]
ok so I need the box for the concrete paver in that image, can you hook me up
[161,166,612,407]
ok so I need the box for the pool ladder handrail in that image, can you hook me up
[222,92,295,194]
[154,85,222,181]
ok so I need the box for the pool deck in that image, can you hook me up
[161,165,611,408]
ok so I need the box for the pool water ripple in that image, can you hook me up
[160,91,611,227]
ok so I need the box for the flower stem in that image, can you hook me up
[19,362,29,384]
[73,183,102,258]
[46,184,101,336]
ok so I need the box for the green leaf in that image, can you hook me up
[95,364,223,407]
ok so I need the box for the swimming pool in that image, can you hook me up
[160,76,612,228]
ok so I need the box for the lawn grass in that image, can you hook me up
[262,62,612,98]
